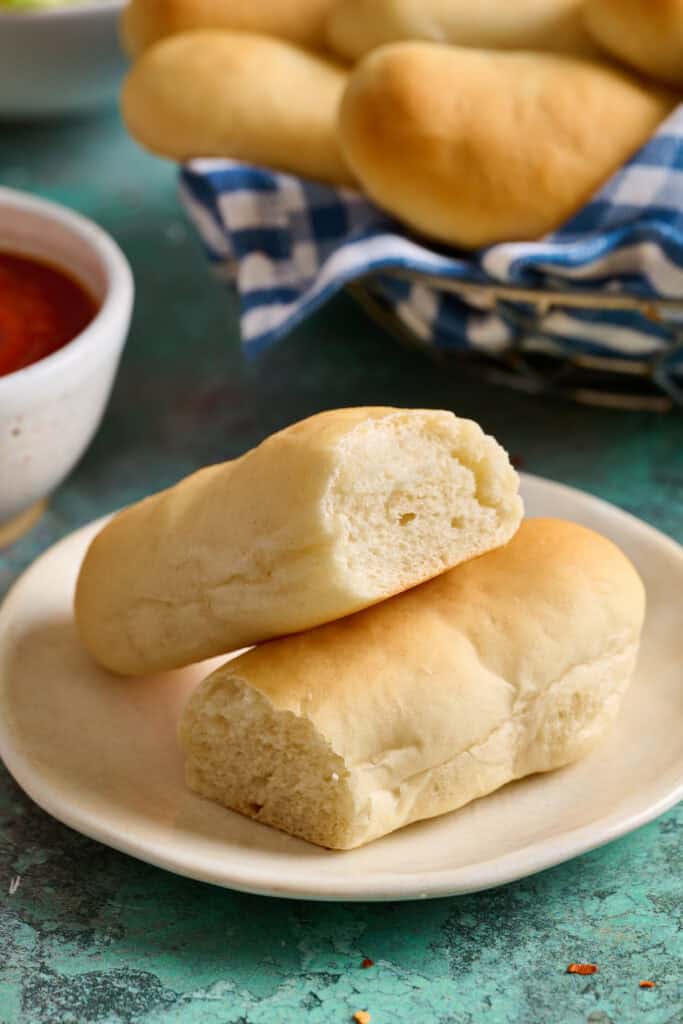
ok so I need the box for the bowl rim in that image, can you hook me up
[0,186,134,397]
[0,0,124,21]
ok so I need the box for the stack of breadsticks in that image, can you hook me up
[75,409,646,849]
[121,0,682,248]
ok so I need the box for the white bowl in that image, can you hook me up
[0,0,126,118]
[0,187,133,535]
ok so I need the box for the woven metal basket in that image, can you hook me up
[349,271,683,413]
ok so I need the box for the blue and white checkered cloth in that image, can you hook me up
[180,105,683,380]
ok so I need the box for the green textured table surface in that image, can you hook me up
[1,110,682,1024]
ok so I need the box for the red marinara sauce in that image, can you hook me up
[0,251,98,377]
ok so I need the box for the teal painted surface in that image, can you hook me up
[1,109,682,1024]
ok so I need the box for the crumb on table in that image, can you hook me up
[567,963,598,975]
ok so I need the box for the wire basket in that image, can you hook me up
[349,271,683,413]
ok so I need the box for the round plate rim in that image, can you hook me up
[0,472,682,901]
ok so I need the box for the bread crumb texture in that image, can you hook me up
[322,409,523,596]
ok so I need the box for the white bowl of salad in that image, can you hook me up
[0,0,126,118]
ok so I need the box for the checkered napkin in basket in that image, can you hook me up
[179,105,683,380]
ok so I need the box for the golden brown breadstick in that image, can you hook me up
[326,0,599,63]
[121,31,353,184]
[121,0,339,58]
[584,0,683,89]
[180,519,645,849]
[339,42,675,248]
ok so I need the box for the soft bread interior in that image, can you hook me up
[181,674,357,850]
[324,412,522,596]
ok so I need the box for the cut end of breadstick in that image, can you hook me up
[179,519,646,849]
[180,673,358,849]
[321,410,522,598]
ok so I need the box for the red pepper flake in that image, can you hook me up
[361,958,375,969]
[639,980,656,989]
[567,963,598,975]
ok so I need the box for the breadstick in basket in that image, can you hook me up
[327,0,598,63]
[179,519,645,849]
[339,42,676,248]
[584,0,683,89]
[75,407,522,676]
[122,30,353,185]
[122,0,339,58]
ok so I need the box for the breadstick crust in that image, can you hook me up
[75,407,522,676]
[180,518,646,849]
[121,30,353,185]
[338,42,676,248]
[584,0,683,89]
[326,0,600,63]
[122,0,340,57]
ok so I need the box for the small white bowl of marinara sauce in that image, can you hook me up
[0,187,133,543]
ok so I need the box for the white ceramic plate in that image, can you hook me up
[1,474,681,901]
